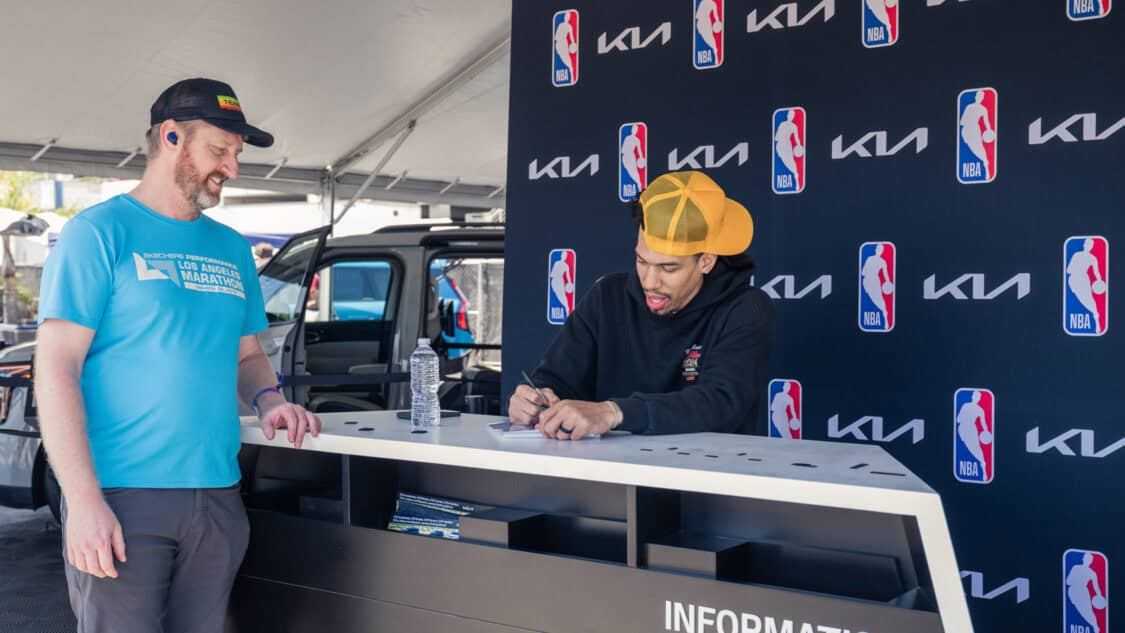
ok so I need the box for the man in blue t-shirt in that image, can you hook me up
[35,78,321,633]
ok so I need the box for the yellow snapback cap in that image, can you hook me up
[638,170,754,257]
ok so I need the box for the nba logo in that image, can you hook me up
[957,88,998,184]
[862,0,899,47]
[953,388,994,484]
[619,122,648,202]
[858,242,895,332]
[552,10,579,87]
[1063,549,1108,633]
[693,0,724,69]
[547,249,576,325]
[772,107,806,194]
[1064,236,1109,336]
[1069,0,1111,20]
[768,379,802,439]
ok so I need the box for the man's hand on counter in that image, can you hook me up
[508,384,560,425]
[258,392,322,450]
[538,399,623,440]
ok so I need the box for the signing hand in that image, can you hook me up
[507,384,559,425]
[538,400,623,440]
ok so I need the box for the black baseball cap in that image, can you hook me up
[149,78,274,148]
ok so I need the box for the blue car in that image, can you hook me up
[430,259,475,360]
[324,259,474,359]
[329,261,391,321]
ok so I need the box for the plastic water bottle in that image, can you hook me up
[410,338,441,428]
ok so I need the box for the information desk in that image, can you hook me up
[231,412,972,633]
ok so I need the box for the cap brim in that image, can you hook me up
[205,118,274,148]
[708,199,754,256]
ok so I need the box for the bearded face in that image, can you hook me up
[174,143,225,212]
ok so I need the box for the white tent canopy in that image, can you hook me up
[0,0,511,209]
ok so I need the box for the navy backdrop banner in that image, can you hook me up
[501,1,1121,631]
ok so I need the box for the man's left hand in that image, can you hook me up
[538,400,622,440]
[259,401,322,449]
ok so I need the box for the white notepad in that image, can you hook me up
[488,421,600,439]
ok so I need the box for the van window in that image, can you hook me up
[306,261,393,323]
[259,232,323,323]
[427,256,503,369]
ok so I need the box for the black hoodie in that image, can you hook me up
[531,258,775,435]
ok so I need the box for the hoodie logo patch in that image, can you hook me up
[682,345,703,382]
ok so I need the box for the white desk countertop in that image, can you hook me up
[240,411,935,516]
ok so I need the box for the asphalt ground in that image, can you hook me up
[0,505,75,633]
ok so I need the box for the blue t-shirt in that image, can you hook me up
[38,194,268,488]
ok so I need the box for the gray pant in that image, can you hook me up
[61,486,250,633]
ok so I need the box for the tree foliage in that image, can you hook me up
[0,171,42,213]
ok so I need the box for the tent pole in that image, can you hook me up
[321,169,336,236]
[334,121,415,225]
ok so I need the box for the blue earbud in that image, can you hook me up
[167,131,178,145]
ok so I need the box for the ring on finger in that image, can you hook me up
[560,425,574,434]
